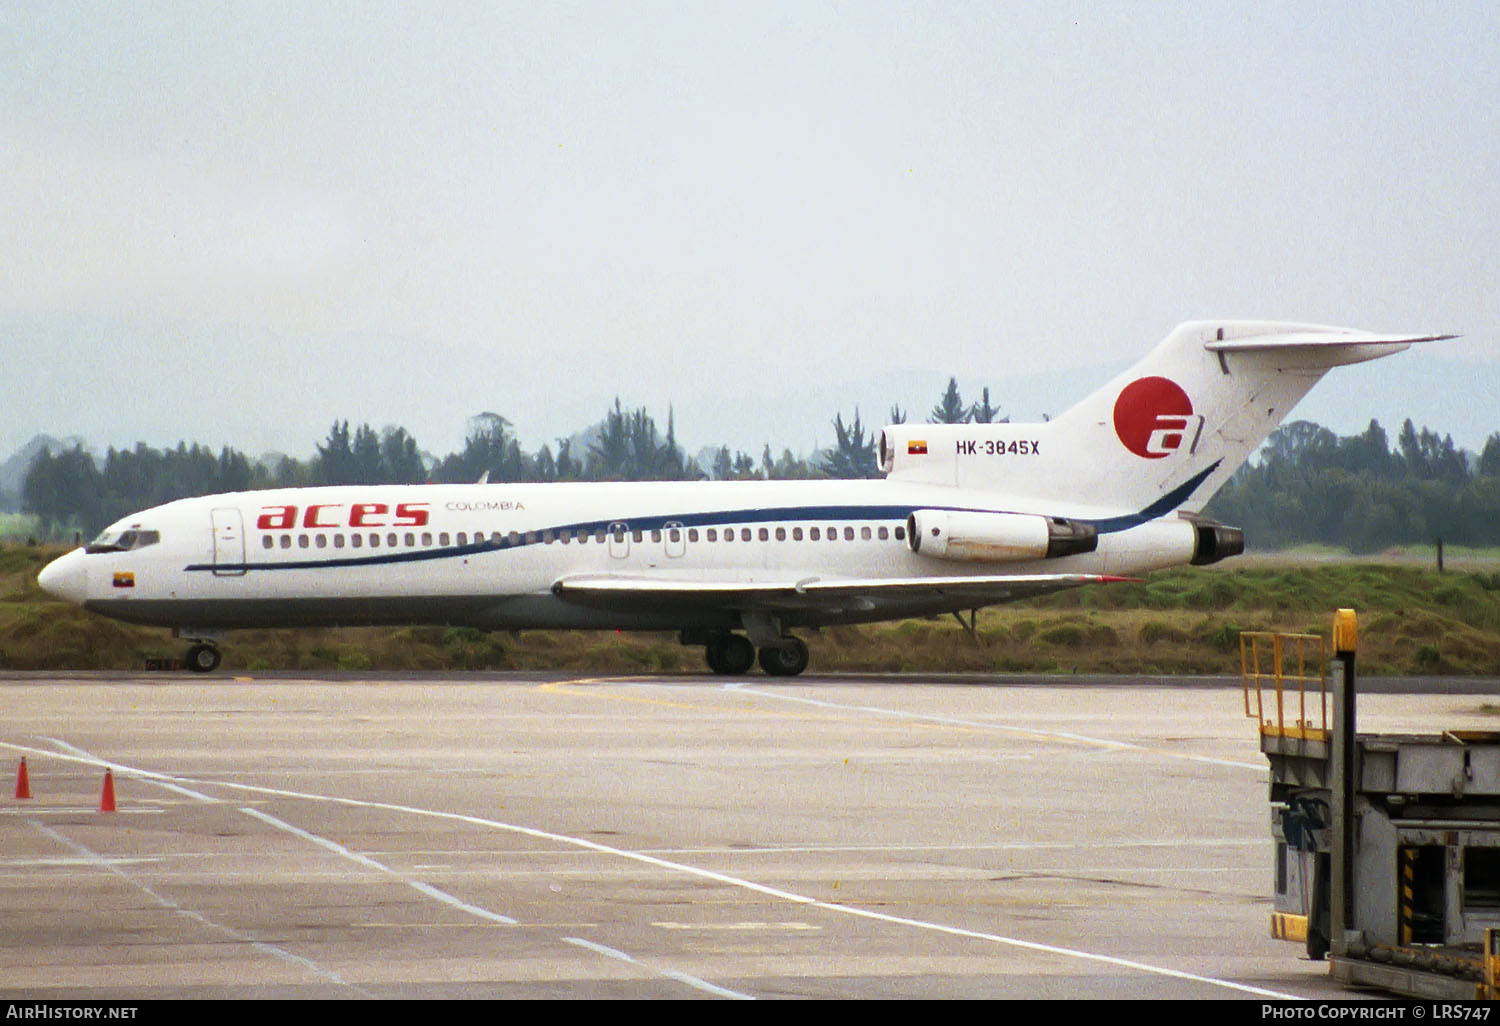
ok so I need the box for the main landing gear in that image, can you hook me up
[184,643,222,673]
[701,632,809,677]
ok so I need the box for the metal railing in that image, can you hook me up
[1240,630,1329,740]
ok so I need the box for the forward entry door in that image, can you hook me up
[211,508,246,576]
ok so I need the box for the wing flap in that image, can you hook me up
[552,570,1135,616]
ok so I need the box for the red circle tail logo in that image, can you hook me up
[1113,377,1197,460]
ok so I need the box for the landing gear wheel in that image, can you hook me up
[705,633,755,675]
[185,643,221,674]
[757,636,809,677]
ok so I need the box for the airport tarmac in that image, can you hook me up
[2,670,1495,1000]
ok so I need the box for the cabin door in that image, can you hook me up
[608,521,630,559]
[211,508,246,577]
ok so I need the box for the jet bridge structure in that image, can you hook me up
[1247,612,1500,999]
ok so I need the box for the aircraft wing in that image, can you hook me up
[551,571,1134,617]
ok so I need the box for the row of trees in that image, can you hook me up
[22,371,1500,552]
[21,376,1021,538]
[18,397,891,537]
[1204,419,1500,552]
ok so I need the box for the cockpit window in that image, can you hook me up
[84,529,161,554]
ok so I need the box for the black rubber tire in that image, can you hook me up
[758,636,809,676]
[705,633,755,675]
[186,644,221,673]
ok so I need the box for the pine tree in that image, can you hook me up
[929,378,968,423]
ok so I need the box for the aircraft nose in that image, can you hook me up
[38,550,88,606]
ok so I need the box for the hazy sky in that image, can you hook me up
[2,1,1497,463]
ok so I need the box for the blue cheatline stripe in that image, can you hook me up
[1087,460,1220,533]
[184,464,1221,575]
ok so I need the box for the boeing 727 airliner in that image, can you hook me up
[38,321,1448,674]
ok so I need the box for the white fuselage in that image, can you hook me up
[38,477,1199,634]
[39,320,1439,657]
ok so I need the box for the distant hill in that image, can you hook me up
[0,434,88,511]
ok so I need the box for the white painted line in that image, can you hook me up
[0,807,164,816]
[240,806,519,925]
[2,732,1298,999]
[722,683,1268,771]
[19,736,753,999]
[45,736,220,801]
[26,818,368,996]
[653,921,820,932]
[0,856,160,867]
[563,936,754,1000]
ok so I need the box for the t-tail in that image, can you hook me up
[880,320,1453,518]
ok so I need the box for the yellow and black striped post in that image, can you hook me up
[1328,608,1357,960]
[1399,846,1417,946]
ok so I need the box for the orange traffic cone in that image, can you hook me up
[15,758,30,799]
[99,769,116,813]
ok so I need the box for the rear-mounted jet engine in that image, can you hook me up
[906,510,1098,563]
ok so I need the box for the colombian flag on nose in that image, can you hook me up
[907,440,928,456]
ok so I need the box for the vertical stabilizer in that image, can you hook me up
[882,321,1448,515]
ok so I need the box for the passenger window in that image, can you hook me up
[668,528,681,542]
[543,530,555,544]
[651,530,662,543]
[632,530,643,543]
[895,525,906,541]
[508,531,521,546]
[370,534,381,548]
[388,533,398,547]
[740,528,751,542]
[810,527,820,541]
[707,528,717,542]
[844,527,855,541]
[861,527,872,541]
[316,535,327,548]
[298,535,309,549]
[878,526,889,540]
[439,532,450,546]
[560,532,571,545]
[687,528,698,542]
[457,532,467,546]
[792,527,803,541]
[422,532,433,546]
[724,529,734,543]
[405,533,416,547]
[280,535,291,549]
[334,534,345,549]
[774,527,785,541]
[595,530,607,544]
[262,536,273,549]
[351,534,362,548]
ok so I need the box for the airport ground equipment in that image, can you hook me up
[1247,611,1500,999]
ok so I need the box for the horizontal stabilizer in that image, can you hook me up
[1206,329,1456,353]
